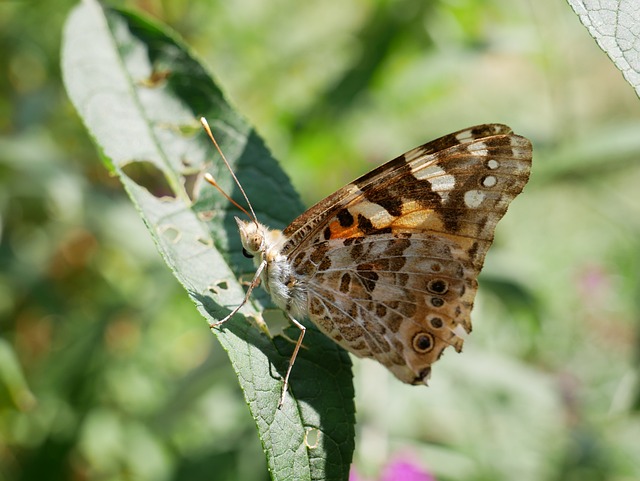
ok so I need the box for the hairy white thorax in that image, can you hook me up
[235,218,308,319]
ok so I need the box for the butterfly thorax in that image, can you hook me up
[236,218,309,319]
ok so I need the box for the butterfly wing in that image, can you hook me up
[282,124,532,383]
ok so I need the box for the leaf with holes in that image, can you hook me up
[61,1,355,480]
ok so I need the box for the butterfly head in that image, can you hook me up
[235,217,265,258]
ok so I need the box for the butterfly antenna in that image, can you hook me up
[200,117,258,223]
[203,173,251,219]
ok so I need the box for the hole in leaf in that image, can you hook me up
[183,171,200,201]
[122,161,175,199]
[197,236,213,247]
[208,280,229,294]
[238,273,255,286]
[197,210,216,222]
[137,68,172,88]
[158,225,181,244]
[304,428,320,449]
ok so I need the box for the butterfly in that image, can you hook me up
[202,119,532,407]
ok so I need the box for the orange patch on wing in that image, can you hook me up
[326,221,366,239]
[391,208,441,231]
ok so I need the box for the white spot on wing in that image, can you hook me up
[349,199,395,226]
[482,175,497,187]
[464,189,485,208]
[412,164,455,201]
[487,159,499,170]
[467,142,488,156]
[347,184,364,196]
[455,131,472,143]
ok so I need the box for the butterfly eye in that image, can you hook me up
[242,248,254,259]
[412,332,435,354]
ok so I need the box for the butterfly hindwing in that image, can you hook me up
[302,234,475,384]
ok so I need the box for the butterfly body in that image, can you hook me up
[214,122,532,398]
[236,218,309,320]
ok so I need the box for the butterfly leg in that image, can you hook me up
[278,314,306,409]
[209,260,266,329]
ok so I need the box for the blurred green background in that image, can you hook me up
[1,1,640,480]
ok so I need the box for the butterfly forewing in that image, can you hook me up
[279,124,532,384]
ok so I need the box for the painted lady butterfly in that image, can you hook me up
[202,119,532,407]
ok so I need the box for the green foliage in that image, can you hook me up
[61,1,355,480]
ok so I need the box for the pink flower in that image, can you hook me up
[349,467,370,481]
[381,457,435,481]
[350,455,436,481]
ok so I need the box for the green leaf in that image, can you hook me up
[567,0,640,98]
[61,1,355,480]
[0,339,37,412]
